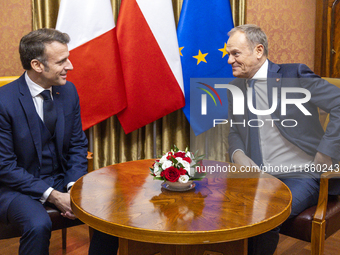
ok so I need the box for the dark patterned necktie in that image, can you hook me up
[41,90,57,135]
[247,79,263,167]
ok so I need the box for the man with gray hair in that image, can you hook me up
[226,24,340,254]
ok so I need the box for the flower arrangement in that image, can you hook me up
[150,145,205,183]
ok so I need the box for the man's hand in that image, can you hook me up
[314,151,332,169]
[47,190,76,220]
[233,150,259,168]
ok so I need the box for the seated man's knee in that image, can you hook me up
[22,213,52,238]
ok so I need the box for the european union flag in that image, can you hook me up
[177,0,234,135]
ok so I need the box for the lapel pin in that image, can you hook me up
[56,92,60,95]
[276,78,280,82]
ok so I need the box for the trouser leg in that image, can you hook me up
[248,226,280,255]
[89,229,119,255]
[7,194,52,255]
[281,175,320,218]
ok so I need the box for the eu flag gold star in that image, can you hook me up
[193,50,208,65]
[179,47,184,56]
[218,43,228,58]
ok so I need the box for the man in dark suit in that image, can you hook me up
[226,24,340,254]
[0,28,88,254]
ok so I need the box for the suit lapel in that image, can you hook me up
[267,60,282,119]
[53,87,64,158]
[18,77,42,166]
[235,78,251,153]
[242,79,251,154]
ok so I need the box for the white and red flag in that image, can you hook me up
[116,0,185,134]
[56,0,126,130]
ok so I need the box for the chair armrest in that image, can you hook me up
[313,169,340,223]
[87,151,94,173]
[0,76,20,87]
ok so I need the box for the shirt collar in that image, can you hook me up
[252,59,268,80]
[25,72,52,98]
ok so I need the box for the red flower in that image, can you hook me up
[178,168,187,175]
[183,157,191,163]
[174,152,186,158]
[161,166,181,182]
[166,152,174,160]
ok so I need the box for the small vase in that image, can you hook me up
[161,180,195,191]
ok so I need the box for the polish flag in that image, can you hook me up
[56,0,126,130]
[116,0,185,134]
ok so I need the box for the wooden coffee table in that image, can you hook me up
[70,159,291,255]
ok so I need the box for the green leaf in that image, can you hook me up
[153,177,164,181]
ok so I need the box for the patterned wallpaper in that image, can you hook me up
[0,0,31,76]
[247,0,316,70]
[1,0,316,76]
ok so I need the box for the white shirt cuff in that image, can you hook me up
[67,182,75,192]
[40,187,54,204]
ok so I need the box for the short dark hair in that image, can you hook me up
[19,28,70,70]
[228,24,268,56]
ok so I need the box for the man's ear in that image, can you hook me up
[30,59,44,73]
[255,44,265,59]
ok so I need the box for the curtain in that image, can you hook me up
[32,0,245,169]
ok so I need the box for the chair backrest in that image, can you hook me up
[0,76,20,87]
[321,77,340,130]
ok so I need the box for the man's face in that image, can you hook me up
[226,31,263,79]
[39,41,73,87]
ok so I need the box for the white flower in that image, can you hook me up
[178,175,189,183]
[185,151,192,158]
[161,160,173,170]
[153,164,162,177]
[159,154,169,163]
[176,157,190,172]
[190,159,196,166]
[187,158,197,177]
[188,167,196,177]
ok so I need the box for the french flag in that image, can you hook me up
[116,0,185,134]
[56,0,127,130]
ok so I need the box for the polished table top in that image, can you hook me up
[70,159,292,245]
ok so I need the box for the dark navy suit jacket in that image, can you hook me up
[228,60,340,163]
[0,74,88,223]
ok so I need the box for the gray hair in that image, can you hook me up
[228,24,268,56]
[19,28,70,70]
